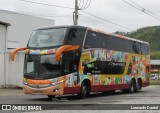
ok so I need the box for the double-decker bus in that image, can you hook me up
[11,25,150,99]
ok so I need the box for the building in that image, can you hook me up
[0,9,55,88]
[0,21,10,88]
[151,60,160,75]
[151,60,160,70]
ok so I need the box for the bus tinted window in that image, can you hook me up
[101,34,113,50]
[142,43,149,55]
[132,41,141,54]
[123,39,133,53]
[28,28,67,48]
[67,28,86,48]
[84,31,101,49]
[113,37,123,51]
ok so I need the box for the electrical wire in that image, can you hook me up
[122,0,160,21]
[80,10,133,31]
[78,0,91,10]
[16,11,71,17]
[78,0,82,8]
[19,0,74,9]
[83,0,91,10]
[129,0,160,19]
[19,0,132,31]
[79,0,85,9]
[79,13,127,32]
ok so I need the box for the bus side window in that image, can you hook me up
[101,34,113,50]
[113,37,123,51]
[123,39,134,53]
[84,31,101,49]
[132,41,141,54]
[142,43,149,55]
[66,28,86,49]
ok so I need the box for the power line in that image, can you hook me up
[79,13,127,32]
[16,11,71,17]
[83,0,91,10]
[79,0,85,9]
[80,10,133,31]
[19,0,132,31]
[122,0,160,21]
[129,0,160,19]
[78,0,82,8]
[20,0,74,9]
[79,0,91,10]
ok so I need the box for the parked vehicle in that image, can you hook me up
[151,74,158,80]
[11,25,150,99]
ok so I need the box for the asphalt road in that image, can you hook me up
[0,85,160,113]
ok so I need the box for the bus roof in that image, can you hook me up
[35,25,149,45]
[36,25,88,30]
[87,27,149,45]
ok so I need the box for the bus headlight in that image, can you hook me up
[23,81,28,85]
[50,78,59,86]
[53,88,59,92]
[51,82,58,86]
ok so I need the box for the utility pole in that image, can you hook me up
[74,0,78,25]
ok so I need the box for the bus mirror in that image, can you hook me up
[10,48,26,61]
[55,45,80,61]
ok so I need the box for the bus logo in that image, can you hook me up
[2,105,11,110]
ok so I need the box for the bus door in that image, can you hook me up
[62,51,81,85]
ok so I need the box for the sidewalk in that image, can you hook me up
[0,88,24,96]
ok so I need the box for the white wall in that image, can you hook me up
[5,52,25,87]
[0,54,5,87]
[0,52,24,88]
[0,24,7,88]
[0,10,55,87]
[0,9,55,48]
[0,24,7,52]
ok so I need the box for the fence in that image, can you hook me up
[0,51,25,88]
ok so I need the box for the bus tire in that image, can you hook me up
[136,79,142,92]
[123,79,136,93]
[78,82,88,99]
[47,95,55,100]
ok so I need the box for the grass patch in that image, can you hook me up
[150,79,160,85]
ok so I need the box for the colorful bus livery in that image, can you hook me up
[11,25,150,99]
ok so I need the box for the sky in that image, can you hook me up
[0,0,160,33]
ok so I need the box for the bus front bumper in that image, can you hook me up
[23,83,64,96]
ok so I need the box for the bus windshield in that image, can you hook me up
[24,54,61,79]
[28,28,67,48]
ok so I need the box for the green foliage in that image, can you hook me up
[151,51,160,59]
[115,26,160,59]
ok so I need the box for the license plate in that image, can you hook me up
[35,91,43,95]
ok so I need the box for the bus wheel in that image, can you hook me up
[136,79,142,92]
[123,80,136,93]
[130,79,137,93]
[47,95,55,100]
[78,82,88,99]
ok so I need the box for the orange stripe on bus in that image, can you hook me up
[27,79,52,85]
[55,45,80,61]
